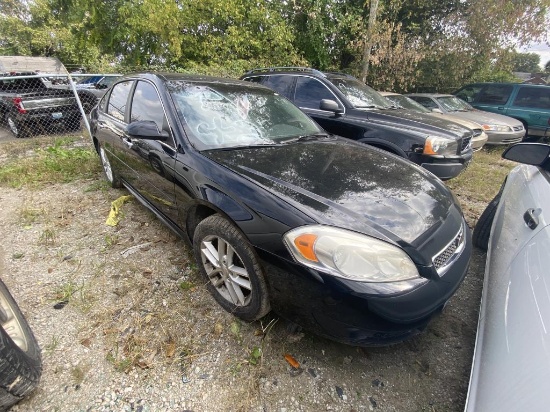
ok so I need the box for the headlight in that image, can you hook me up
[283,226,420,282]
[423,136,458,156]
[482,124,511,132]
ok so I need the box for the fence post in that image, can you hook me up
[68,74,92,140]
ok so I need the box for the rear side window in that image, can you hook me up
[294,77,336,109]
[410,96,438,109]
[108,81,133,121]
[513,86,550,109]
[476,84,513,105]
[455,85,483,103]
[262,75,294,99]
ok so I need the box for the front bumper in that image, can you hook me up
[258,225,472,346]
[485,130,524,145]
[411,152,473,180]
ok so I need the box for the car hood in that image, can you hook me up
[351,107,472,140]
[433,113,483,130]
[205,138,455,244]
[447,109,523,127]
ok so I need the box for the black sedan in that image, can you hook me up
[90,73,471,346]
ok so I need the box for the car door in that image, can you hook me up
[120,80,179,221]
[468,163,550,411]
[509,86,550,136]
[98,79,135,177]
[290,76,357,137]
[474,84,514,113]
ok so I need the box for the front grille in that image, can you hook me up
[433,225,464,274]
[513,125,524,132]
[461,136,472,152]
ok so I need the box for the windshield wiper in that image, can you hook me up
[282,133,331,143]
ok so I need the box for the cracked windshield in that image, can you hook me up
[170,84,321,150]
[333,78,392,109]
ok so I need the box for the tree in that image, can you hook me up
[509,52,541,73]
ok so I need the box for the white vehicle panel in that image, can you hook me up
[466,164,550,411]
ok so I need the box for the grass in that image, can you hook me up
[0,135,101,188]
[447,146,516,204]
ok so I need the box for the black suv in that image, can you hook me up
[241,68,474,180]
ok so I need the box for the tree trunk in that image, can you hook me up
[361,0,380,83]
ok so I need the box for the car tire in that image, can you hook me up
[5,114,28,138]
[0,278,42,410]
[472,192,501,251]
[193,214,271,322]
[98,143,122,188]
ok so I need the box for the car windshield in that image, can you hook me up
[168,82,323,150]
[331,78,392,109]
[436,96,473,112]
[386,95,431,113]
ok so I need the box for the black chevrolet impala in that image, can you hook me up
[90,73,471,346]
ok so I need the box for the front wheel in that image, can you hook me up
[472,192,501,251]
[0,278,42,410]
[193,214,270,322]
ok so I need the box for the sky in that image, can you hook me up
[520,42,550,69]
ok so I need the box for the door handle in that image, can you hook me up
[497,107,504,110]
[523,208,540,230]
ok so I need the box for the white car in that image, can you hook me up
[467,143,550,411]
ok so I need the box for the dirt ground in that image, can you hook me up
[0,138,486,411]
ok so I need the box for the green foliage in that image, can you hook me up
[0,138,101,188]
[1,0,549,88]
[509,51,541,73]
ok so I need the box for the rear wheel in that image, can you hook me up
[5,114,27,138]
[98,143,122,188]
[0,278,42,410]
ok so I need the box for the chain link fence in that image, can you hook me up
[0,73,120,139]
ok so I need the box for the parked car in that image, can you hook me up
[407,93,525,145]
[0,72,96,137]
[380,92,487,151]
[240,68,474,180]
[0,277,42,409]
[85,75,122,98]
[467,142,550,411]
[453,82,550,139]
[90,73,472,346]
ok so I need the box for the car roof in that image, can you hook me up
[379,91,400,96]
[242,67,356,81]
[408,93,453,98]
[121,72,271,89]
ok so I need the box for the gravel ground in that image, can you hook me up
[0,142,486,411]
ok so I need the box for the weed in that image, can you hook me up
[39,228,56,245]
[178,281,194,291]
[248,346,262,365]
[19,207,42,226]
[54,280,80,302]
[71,366,86,385]
[84,180,109,192]
[11,252,24,259]
[44,335,60,354]
[104,234,119,248]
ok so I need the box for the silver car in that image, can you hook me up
[407,93,525,145]
[467,143,550,411]
[380,92,488,151]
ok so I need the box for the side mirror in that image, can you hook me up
[125,121,169,141]
[431,108,443,114]
[320,99,344,115]
[503,143,550,167]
